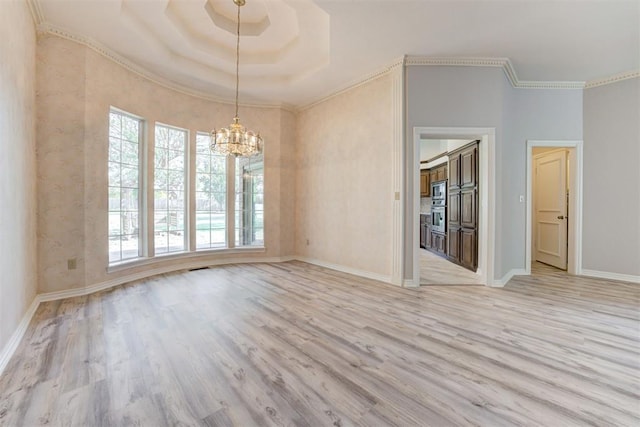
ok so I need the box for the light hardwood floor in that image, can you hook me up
[419,248,484,285]
[1,261,638,426]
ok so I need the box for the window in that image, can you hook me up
[154,124,187,255]
[235,156,264,247]
[108,110,143,264]
[195,132,227,249]
[107,112,265,266]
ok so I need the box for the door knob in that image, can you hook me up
[557,215,565,219]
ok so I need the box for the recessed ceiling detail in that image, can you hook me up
[30,0,640,106]
[204,0,270,37]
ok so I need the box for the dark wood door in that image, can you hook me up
[449,191,460,227]
[437,165,447,181]
[461,189,476,229]
[461,229,476,270]
[447,140,479,272]
[449,155,460,189]
[448,227,460,262]
[461,146,476,188]
[433,233,447,255]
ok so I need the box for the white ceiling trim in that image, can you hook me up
[26,0,44,26]
[584,70,640,89]
[406,56,585,90]
[36,23,295,111]
[297,56,406,112]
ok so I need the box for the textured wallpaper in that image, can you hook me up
[36,34,295,293]
[0,1,38,354]
[295,75,394,278]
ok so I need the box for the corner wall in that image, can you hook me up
[583,77,640,278]
[295,75,394,280]
[0,1,38,358]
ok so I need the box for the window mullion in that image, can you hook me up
[227,155,235,249]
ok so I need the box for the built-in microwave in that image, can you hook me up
[431,181,446,202]
[432,206,446,233]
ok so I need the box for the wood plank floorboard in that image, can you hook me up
[419,249,484,286]
[1,260,639,426]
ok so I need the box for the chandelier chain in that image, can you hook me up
[235,3,240,119]
[210,0,263,158]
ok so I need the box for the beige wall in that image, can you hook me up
[295,76,394,279]
[0,1,37,354]
[37,35,295,293]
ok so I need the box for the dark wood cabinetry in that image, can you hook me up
[447,142,479,271]
[429,164,447,185]
[420,171,430,197]
[448,155,460,188]
[420,214,432,249]
[425,223,432,249]
[432,232,447,255]
[448,228,460,261]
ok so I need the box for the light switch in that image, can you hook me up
[519,195,524,203]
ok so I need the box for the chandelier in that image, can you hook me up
[210,0,263,157]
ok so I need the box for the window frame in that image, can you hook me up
[108,108,145,265]
[152,122,189,256]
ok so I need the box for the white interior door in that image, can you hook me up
[534,150,568,269]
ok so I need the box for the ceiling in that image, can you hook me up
[33,0,640,107]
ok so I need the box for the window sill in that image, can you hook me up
[106,246,266,273]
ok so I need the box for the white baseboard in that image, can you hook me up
[294,256,392,285]
[38,255,296,302]
[581,269,640,284]
[403,279,420,288]
[0,256,295,376]
[492,268,528,287]
[0,297,40,376]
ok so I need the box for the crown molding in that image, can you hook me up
[584,70,640,89]
[405,56,585,90]
[36,23,296,112]
[26,0,44,26]
[515,80,585,89]
[296,56,406,112]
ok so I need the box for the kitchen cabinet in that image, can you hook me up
[420,214,432,249]
[448,227,460,262]
[461,188,476,229]
[428,164,447,185]
[447,141,479,271]
[449,155,460,189]
[432,232,447,255]
[420,171,430,197]
[461,229,476,270]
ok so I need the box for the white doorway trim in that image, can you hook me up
[411,127,496,287]
[526,140,583,275]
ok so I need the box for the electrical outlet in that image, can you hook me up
[67,258,77,270]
